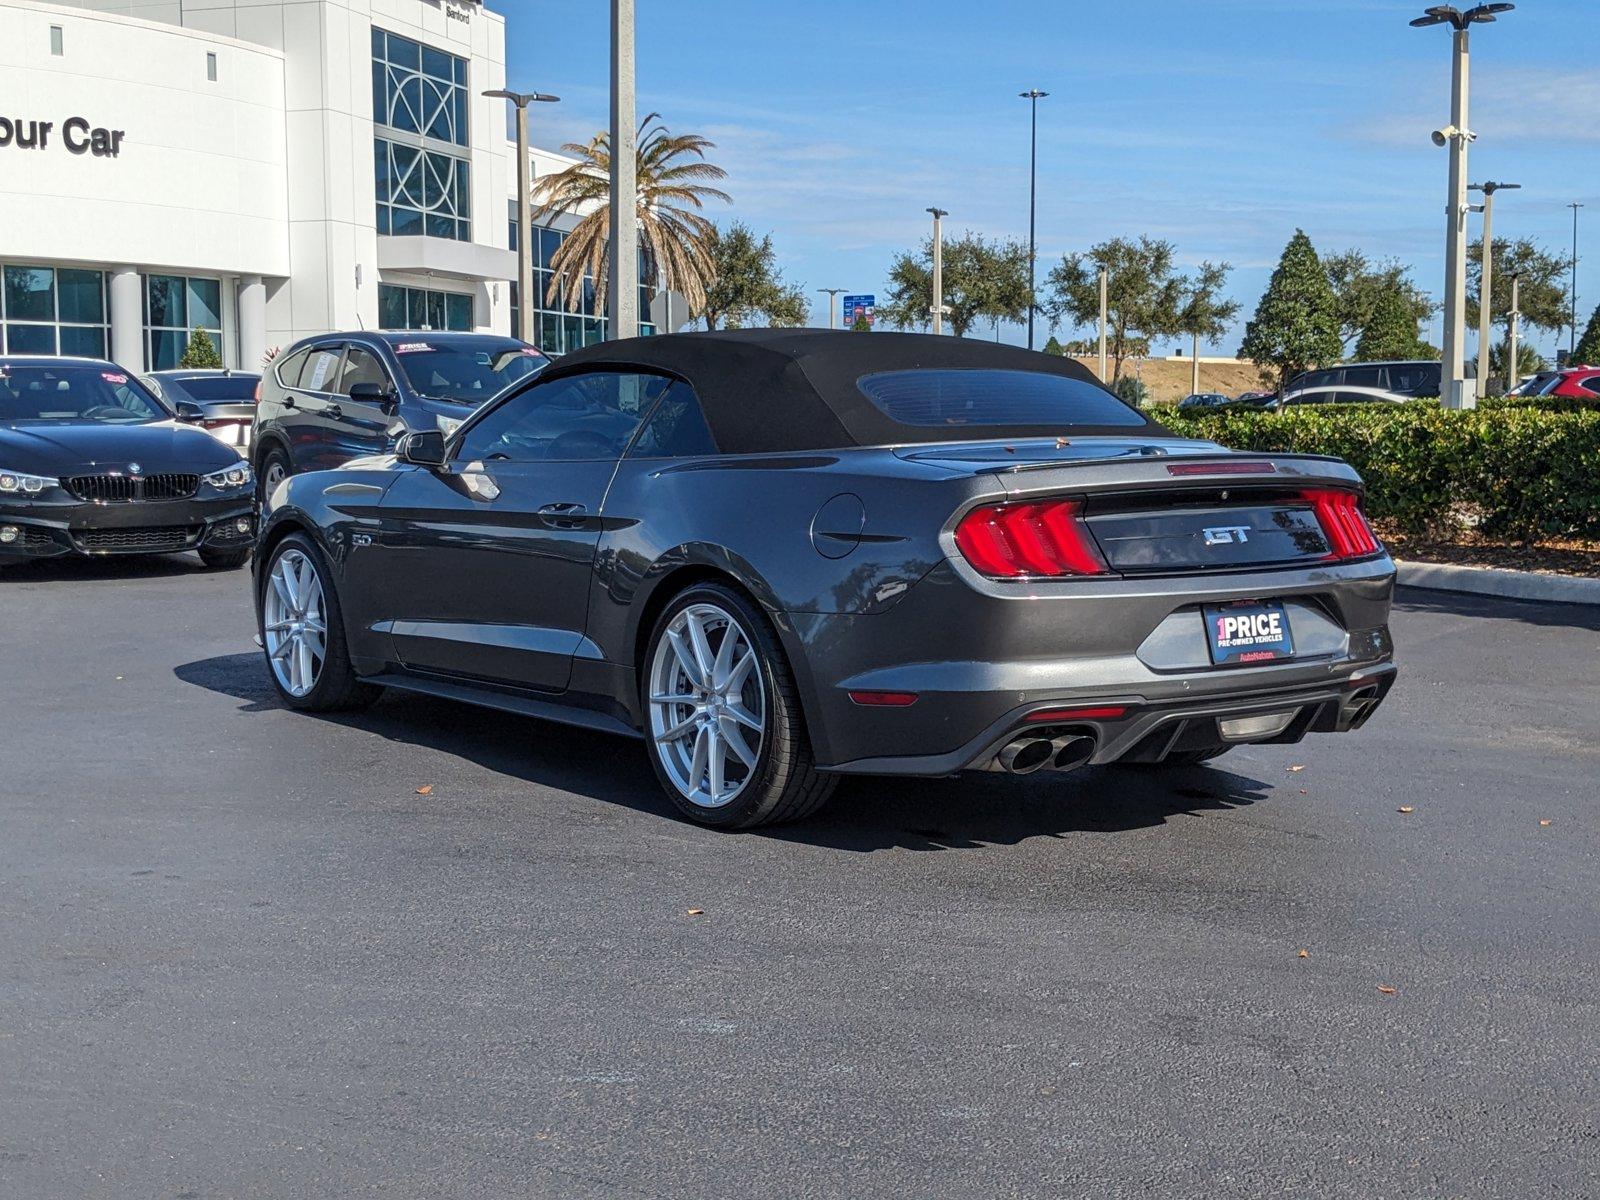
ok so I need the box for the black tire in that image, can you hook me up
[257,532,380,712]
[640,582,836,829]
[199,546,252,570]
[258,445,291,507]
[1117,746,1232,768]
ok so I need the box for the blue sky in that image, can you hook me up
[505,0,1599,359]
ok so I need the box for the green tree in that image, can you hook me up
[1572,301,1600,366]
[179,326,222,369]
[850,312,871,333]
[696,222,808,330]
[1043,236,1184,381]
[1323,249,1434,353]
[880,232,1031,338]
[1042,335,1065,356]
[1175,261,1240,392]
[1354,287,1433,362]
[533,113,730,317]
[1239,230,1343,388]
[1467,237,1572,339]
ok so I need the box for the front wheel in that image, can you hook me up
[642,583,835,829]
[258,446,290,508]
[258,533,379,712]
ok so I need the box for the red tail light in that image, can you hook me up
[1303,489,1380,559]
[954,498,1108,578]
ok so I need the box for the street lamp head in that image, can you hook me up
[1410,4,1459,27]
[1470,181,1522,194]
[482,89,561,106]
[1467,2,1514,21]
[1019,89,1049,100]
[926,206,949,218]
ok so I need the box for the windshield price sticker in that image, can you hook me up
[101,372,127,385]
[395,342,434,355]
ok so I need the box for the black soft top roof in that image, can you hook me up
[548,328,1163,454]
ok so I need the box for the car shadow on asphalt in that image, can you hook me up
[1394,585,1600,632]
[0,554,220,584]
[176,652,1273,851]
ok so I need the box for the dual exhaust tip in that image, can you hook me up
[998,733,1096,775]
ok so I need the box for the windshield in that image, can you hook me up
[389,339,548,406]
[0,363,169,424]
[857,368,1146,430]
[164,375,260,403]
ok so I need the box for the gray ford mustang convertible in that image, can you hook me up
[254,330,1396,828]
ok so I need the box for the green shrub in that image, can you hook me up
[1158,404,1600,540]
[1112,375,1148,407]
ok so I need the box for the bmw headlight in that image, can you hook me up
[0,468,58,497]
[436,414,464,438]
[202,461,254,491]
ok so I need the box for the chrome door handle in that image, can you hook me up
[325,403,343,420]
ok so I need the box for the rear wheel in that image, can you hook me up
[642,583,835,829]
[258,533,379,712]
[258,446,290,508]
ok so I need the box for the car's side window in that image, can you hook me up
[300,347,344,395]
[338,347,390,396]
[455,370,673,463]
[627,381,717,458]
[1343,365,1382,389]
[1581,377,1600,397]
[275,349,311,389]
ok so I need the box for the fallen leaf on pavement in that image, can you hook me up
[686,908,704,916]
[1377,985,1397,995]
[1298,949,1309,958]
[1398,805,1414,814]
[1539,819,1552,827]
[415,785,433,795]
[1299,789,1308,795]
[1287,765,1306,773]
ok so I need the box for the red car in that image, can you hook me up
[1511,366,1600,399]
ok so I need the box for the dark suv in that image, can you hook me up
[252,332,547,501]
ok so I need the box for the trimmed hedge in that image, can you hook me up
[1157,404,1600,540]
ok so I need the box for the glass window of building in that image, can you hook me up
[379,284,473,332]
[506,210,656,354]
[144,275,222,370]
[0,265,109,359]
[373,28,470,242]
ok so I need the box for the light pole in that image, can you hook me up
[818,287,844,330]
[927,207,949,335]
[1097,265,1109,382]
[1506,271,1521,392]
[607,0,638,341]
[1019,88,1048,350]
[484,89,560,345]
[1469,179,1518,393]
[1411,2,1514,409]
[1568,201,1583,359]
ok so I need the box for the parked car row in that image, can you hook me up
[1178,361,1444,413]
[0,331,549,573]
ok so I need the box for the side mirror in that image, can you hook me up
[174,399,205,422]
[397,429,447,468]
[349,381,399,413]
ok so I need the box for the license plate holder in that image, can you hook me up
[1204,600,1294,666]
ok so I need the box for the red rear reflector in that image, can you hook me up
[1026,706,1127,723]
[954,498,1108,578]
[1166,461,1277,476]
[1302,489,1380,559]
[848,690,919,707]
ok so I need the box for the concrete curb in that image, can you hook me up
[1396,559,1600,607]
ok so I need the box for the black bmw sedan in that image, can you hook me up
[0,357,256,569]
[255,330,1396,829]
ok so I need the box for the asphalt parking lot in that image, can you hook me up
[2,556,1598,1199]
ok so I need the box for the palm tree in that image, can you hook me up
[532,113,730,320]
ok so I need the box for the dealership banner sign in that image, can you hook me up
[0,116,125,157]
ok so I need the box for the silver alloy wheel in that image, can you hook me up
[262,547,328,698]
[648,602,766,808]
[262,459,287,507]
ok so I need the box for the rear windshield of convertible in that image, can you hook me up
[856,368,1146,429]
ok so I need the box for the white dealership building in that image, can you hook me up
[0,0,663,373]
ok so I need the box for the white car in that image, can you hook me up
[1275,360,1440,408]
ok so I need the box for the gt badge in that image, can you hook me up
[1203,525,1250,545]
